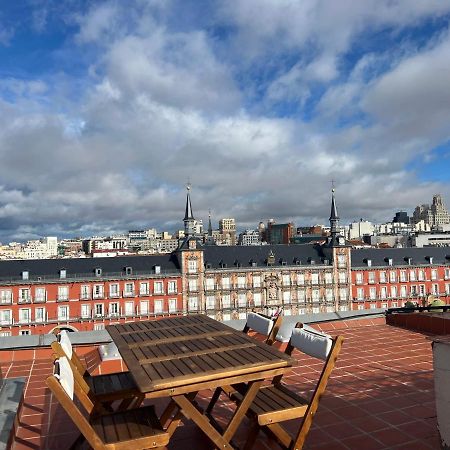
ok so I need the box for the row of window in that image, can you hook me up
[0,299,179,325]
[188,288,349,311]
[355,268,450,284]
[355,283,450,300]
[202,271,345,290]
[0,280,179,304]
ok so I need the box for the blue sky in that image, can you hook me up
[0,0,449,242]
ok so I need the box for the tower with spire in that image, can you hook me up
[183,183,196,238]
[329,187,341,247]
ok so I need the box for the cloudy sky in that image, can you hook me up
[0,0,450,242]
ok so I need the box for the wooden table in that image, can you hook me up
[107,315,293,449]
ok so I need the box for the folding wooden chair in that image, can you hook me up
[51,331,144,411]
[205,311,283,415]
[46,356,171,450]
[233,323,344,450]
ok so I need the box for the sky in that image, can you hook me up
[0,0,450,242]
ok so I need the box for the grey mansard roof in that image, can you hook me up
[0,254,181,282]
[351,247,450,268]
[203,244,330,269]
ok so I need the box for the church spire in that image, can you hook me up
[208,210,213,236]
[329,188,340,247]
[183,183,196,237]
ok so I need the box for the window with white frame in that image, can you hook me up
[337,254,346,268]
[380,286,387,299]
[35,287,46,303]
[94,324,105,331]
[0,310,12,325]
[282,274,290,286]
[253,292,261,306]
[57,306,69,321]
[153,281,163,294]
[0,289,12,304]
[139,282,149,296]
[312,289,319,301]
[418,270,425,281]
[94,303,104,317]
[237,276,246,288]
[188,297,198,311]
[357,288,364,300]
[392,302,398,308]
[282,291,291,304]
[205,278,214,290]
[419,285,425,296]
[311,273,319,284]
[19,330,30,335]
[446,283,450,295]
[109,303,119,316]
[325,272,332,284]
[188,259,198,274]
[356,272,363,284]
[368,272,375,284]
[369,287,376,300]
[188,279,198,292]
[81,285,91,300]
[206,295,215,310]
[125,301,134,316]
[222,294,231,309]
[400,271,407,282]
[410,285,417,296]
[222,277,230,289]
[0,331,11,336]
[445,269,450,280]
[326,306,334,313]
[326,288,333,301]
[19,308,31,323]
[81,304,90,319]
[339,288,348,301]
[35,307,45,323]
[238,293,246,307]
[379,272,386,283]
[391,286,397,298]
[168,299,177,313]
[253,275,261,288]
[168,280,177,294]
[58,286,69,301]
[93,285,104,299]
[140,300,149,315]
[400,285,407,297]
[390,271,397,283]
[312,306,320,313]
[124,282,134,297]
[297,274,304,285]
[109,283,119,298]
[297,290,305,302]
[409,270,416,281]
[154,300,163,314]
[338,271,347,283]
[431,269,438,280]
[339,305,348,311]
[370,303,377,309]
[358,304,365,310]
[381,303,388,309]
[432,284,439,295]
[18,288,31,303]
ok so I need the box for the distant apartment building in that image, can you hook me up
[347,220,374,240]
[267,221,294,244]
[238,229,262,246]
[413,194,450,229]
[218,218,236,245]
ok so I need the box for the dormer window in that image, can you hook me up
[404,257,412,265]
[364,259,372,267]
[384,257,393,266]
[22,271,29,280]
[60,269,67,279]
[154,265,161,274]
[95,268,102,277]
[426,256,433,264]
[125,266,132,275]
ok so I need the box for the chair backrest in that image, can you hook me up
[53,330,89,377]
[243,311,283,345]
[46,357,104,449]
[285,323,344,450]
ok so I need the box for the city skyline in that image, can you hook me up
[0,1,450,242]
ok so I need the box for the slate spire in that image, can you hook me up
[183,183,196,237]
[329,188,340,246]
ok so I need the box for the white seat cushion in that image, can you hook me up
[246,312,274,336]
[55,357,74,400]
[59,330,73,359]
[290,327,332,361]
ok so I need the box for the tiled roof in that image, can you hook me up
[6,317,440,450]
[203,243,330,269]
[351,247,450,268]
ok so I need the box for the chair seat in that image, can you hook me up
[87,371,139,399]
[232,384,309,426]
[92,405,169,448]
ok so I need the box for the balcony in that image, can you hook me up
[17,297,32,304]
[122,291,135,298]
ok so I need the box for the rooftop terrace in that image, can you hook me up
[2,316,441,450]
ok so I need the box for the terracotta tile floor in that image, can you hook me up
[5,320,441,450]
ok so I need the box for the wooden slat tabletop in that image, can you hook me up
[107,315,293,394]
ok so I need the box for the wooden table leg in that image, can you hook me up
[172,394,234,450]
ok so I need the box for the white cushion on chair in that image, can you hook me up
[58,330,73,359]
[290,327,332,361]
[55,357,74,400]
[246,312,274,336]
